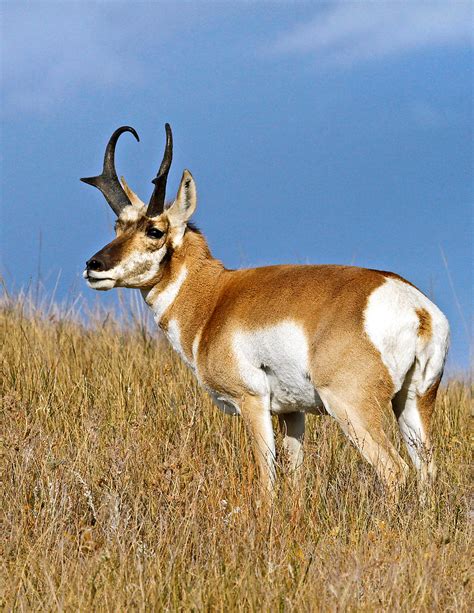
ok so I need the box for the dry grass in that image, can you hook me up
[0,292,472,612]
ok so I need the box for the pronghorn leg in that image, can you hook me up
[318,388,409,496]
[240,395,276,493]
[393,374,440,489]
[278,412,305,482]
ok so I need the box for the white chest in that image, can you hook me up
[164,319,195,372]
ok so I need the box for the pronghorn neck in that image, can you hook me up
[141,228,224,360]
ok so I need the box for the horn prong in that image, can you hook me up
[81,126,139,216]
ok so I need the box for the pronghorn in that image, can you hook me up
[82,124,449,496]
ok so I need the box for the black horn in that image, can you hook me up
[147,123,173,218]
[81,126,140,216]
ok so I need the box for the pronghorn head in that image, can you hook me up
[81,125,196,291]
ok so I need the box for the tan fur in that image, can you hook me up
[86,171,447,497]
[417,378,440,440]
[143,230,409,492]
[156,233,393,401]
[278,412,305,481]
[240,394,275,494]
[416,307,432,340]
[157,233,223,358]
[120,177,146,208]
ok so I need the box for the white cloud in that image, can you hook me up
[2,2,471,115]
[1,3,142,113]
[0,2,193,114]
[270,2,472,67]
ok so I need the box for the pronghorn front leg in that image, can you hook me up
[240,395,276,494]
[278,412,305,482]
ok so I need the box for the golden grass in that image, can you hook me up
[0,293,472,611]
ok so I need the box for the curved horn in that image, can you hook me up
[81,126,140,216]
[147,123,173,217]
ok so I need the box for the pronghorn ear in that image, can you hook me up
[167,170,196,227]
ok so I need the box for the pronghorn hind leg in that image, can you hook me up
[393,373,440,491]
[240,394,276,495]
[318,388,409,497]
[278,412,305,483]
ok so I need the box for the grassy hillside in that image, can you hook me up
[1,295,471,611]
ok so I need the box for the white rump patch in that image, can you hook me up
[232,321,322,414]
[364,277,449,393]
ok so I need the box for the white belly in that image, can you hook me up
[232,320,326,415]
[264,365,325,414]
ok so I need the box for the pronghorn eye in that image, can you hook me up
[146,227,164,239]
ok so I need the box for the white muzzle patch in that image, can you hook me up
[82,269,117,291]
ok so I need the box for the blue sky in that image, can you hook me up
[1,1,472,371]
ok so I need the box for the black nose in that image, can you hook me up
[86,258,104,271]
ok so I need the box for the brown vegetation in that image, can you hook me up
[0,293,471,611]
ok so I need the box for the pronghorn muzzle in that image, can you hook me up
[85,234,129,275]
[83,233,130,290]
